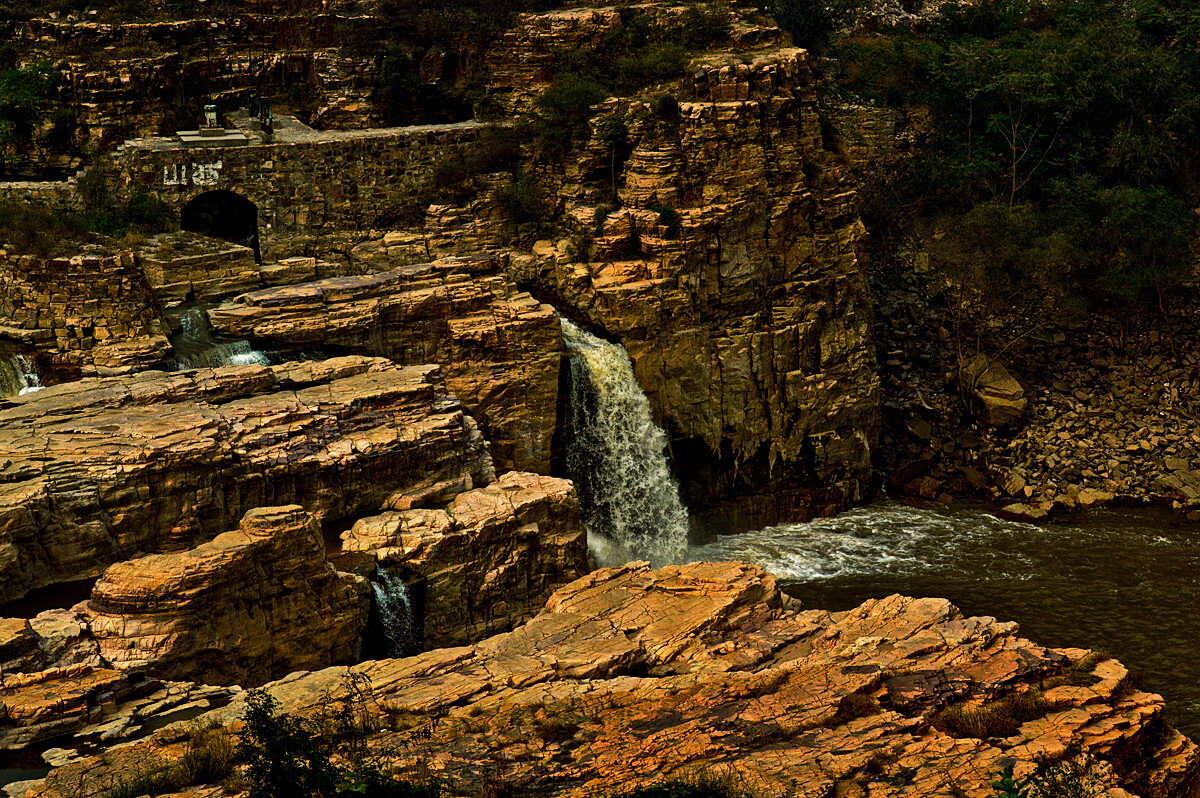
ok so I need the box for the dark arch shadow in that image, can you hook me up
[180,190,261,263]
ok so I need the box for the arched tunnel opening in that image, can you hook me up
[180,190,261,263]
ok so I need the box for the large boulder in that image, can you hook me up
[960,353,1028,426]
[87,505,369,686]
[342,471,589,648]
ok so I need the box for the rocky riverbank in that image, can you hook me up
[10,562,1198,798]
[872,248,1200,522]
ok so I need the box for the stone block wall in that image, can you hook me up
[102,123,493,260]
[0,248,169,380]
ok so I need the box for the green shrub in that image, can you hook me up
[0,199,86,258]
[678,2,733,49]
[648,203,680,238]
[762,0,862,50]
[497,174,548,224]
[104,724,233,798]
[535,73,607,156]
[933,691,1048,739]
[376,46,422,125]
[236,681,442,798]
[0,61,59,170]
[654,92,680,121]
[238,690,341,798]
[622,766,755,798]
[825,692,881,727]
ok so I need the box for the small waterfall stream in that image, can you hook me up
[560,318,689,567]
[371,569,420,657]
[169,308,268,370]
[0,352,44,398]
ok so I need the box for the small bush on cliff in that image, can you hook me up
[238,690,340,798]
[990,755,1103,798]
[933,691,1047,739]
[0,61,60,175]
[762,0,863,50]
[236,685,442,798]
[103,723,233,798]
[621,766,755,798]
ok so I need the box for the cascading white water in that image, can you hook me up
[560,318,689,568]
[0,352,44,398]
[170,308,269,370]
[371,569,420,657]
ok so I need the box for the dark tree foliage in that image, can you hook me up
[827,0,1200,304]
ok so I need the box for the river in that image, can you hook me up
[690,500,1200,739]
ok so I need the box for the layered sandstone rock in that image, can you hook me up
[208,254,560,473]
[137,232,262,305]
[517,46,881,530]
[343,471,589,648]
[0,662,234,751]
[87,505,369,686]
[0,248,170,380]
[0,356,493,604]
[27,562,1199,798]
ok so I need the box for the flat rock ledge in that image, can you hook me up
[0,356,493,604]
[20,562,1199,798]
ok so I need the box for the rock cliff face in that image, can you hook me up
[344,471,589,649]
[26,563,1199,798]
[0,356,492,605]
[208,254,560,474]
[514,44,880,530]
[0,248,170,380]
[87,505,369,686]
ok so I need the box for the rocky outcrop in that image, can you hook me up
[0,356,493,605]
[960,353,1028,426]
[343,471,589,648]
[136,232,263,306]
[516,46,880,530]
[208,254,560,474]
[27,562,1199,798]
[0,248,170,380]
[87,505,369,686]
[0,662,234,750]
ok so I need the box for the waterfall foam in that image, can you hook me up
[371,569,420,657]
[170,308,269,370]
[560,318,689,568]
[0,352,44,398]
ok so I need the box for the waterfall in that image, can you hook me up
[0,352,44,398]
[560,318,689,568]
[371,569,420,657]
[169,308,269,370]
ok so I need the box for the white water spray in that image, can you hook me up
[0,352,44,397]
[170,308,269,370]
[371,569,420,657]
[560,318,689,568]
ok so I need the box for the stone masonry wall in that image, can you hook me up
[101,123,494,260]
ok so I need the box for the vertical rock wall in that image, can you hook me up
[516,47,881,530]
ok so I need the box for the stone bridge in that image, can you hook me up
[101,118,494,260]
